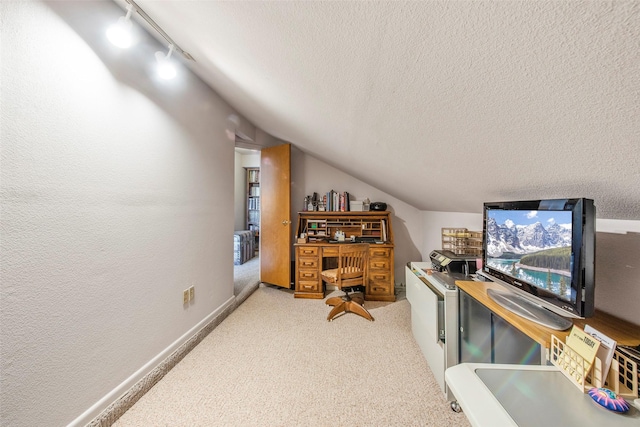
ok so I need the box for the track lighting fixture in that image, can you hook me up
[106,0,194,82]
[155,45,177,80]
[106,4,134,48]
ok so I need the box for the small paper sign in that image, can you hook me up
[566,325,601,368]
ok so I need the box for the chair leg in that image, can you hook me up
[327,301,347,321]
[350,293,365,305]
[346,301,374,321]
[327,300,374,322]
[325,296,344,307]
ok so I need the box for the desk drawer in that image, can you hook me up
[322,247,339,257]
[298,257,318,269]
[369,259,390,271]
[298,280,320,292]
[298,269,318,281]
[367,282,391,296]
[370,247,391,258]
[297,247,318,256]
[369,271,390,283]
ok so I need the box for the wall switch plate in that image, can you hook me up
[183,289,190,304]
[189,286,194,301]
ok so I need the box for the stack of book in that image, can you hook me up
[248,197,260,210]
[248,169,260,183]
[322,190,351,212]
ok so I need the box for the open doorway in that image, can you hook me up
[233,147,261,297]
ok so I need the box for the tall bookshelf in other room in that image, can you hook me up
[246,167,260,248]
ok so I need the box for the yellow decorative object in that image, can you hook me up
[550,334,638,398]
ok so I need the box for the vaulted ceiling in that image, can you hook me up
[134,1,639,220]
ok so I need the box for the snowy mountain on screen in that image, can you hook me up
[486,218,571,257]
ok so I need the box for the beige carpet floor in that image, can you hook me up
[113,285,471,427]
[233,254,260,296]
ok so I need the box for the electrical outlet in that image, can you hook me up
[183,289,190,304]
[189,286,195,301]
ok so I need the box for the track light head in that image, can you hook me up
[155,45,177,80]
[107,1,191,81]
[107,5,134,48]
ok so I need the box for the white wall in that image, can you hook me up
[420,211,483,260]
[0,2,245,426]
[592,220,640,325]
[290,149,423,284]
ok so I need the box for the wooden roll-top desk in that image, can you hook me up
[293,211,395,302]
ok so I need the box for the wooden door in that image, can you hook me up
[260,144,291,288]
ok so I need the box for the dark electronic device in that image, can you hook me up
[429,250,478,290]
[355,236,378,243]
[369,202,387,211]
[429,250,478,275]
[479,198,595,329]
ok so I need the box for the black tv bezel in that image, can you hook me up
[482,198,595,319]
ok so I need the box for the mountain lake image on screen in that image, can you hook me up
[485,209,574,301]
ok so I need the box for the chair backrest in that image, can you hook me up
[335,243,369,288]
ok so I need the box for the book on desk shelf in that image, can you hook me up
[324,190,351,212]
[381,219,387,242]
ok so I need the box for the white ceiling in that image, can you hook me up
[135,1,639,220]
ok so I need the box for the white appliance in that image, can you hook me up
[406,262,459,399]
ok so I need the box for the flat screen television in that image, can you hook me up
[479,198,595,330]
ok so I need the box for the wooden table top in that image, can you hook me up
[456,280,640,349]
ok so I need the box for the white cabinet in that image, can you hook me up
[406,262,458,398]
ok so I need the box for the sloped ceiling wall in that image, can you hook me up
[136,0,640,219]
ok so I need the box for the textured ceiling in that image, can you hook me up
[135,1,639,220]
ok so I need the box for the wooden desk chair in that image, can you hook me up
[321,243,373,322]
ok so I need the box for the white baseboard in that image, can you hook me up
[68,295,235,427]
